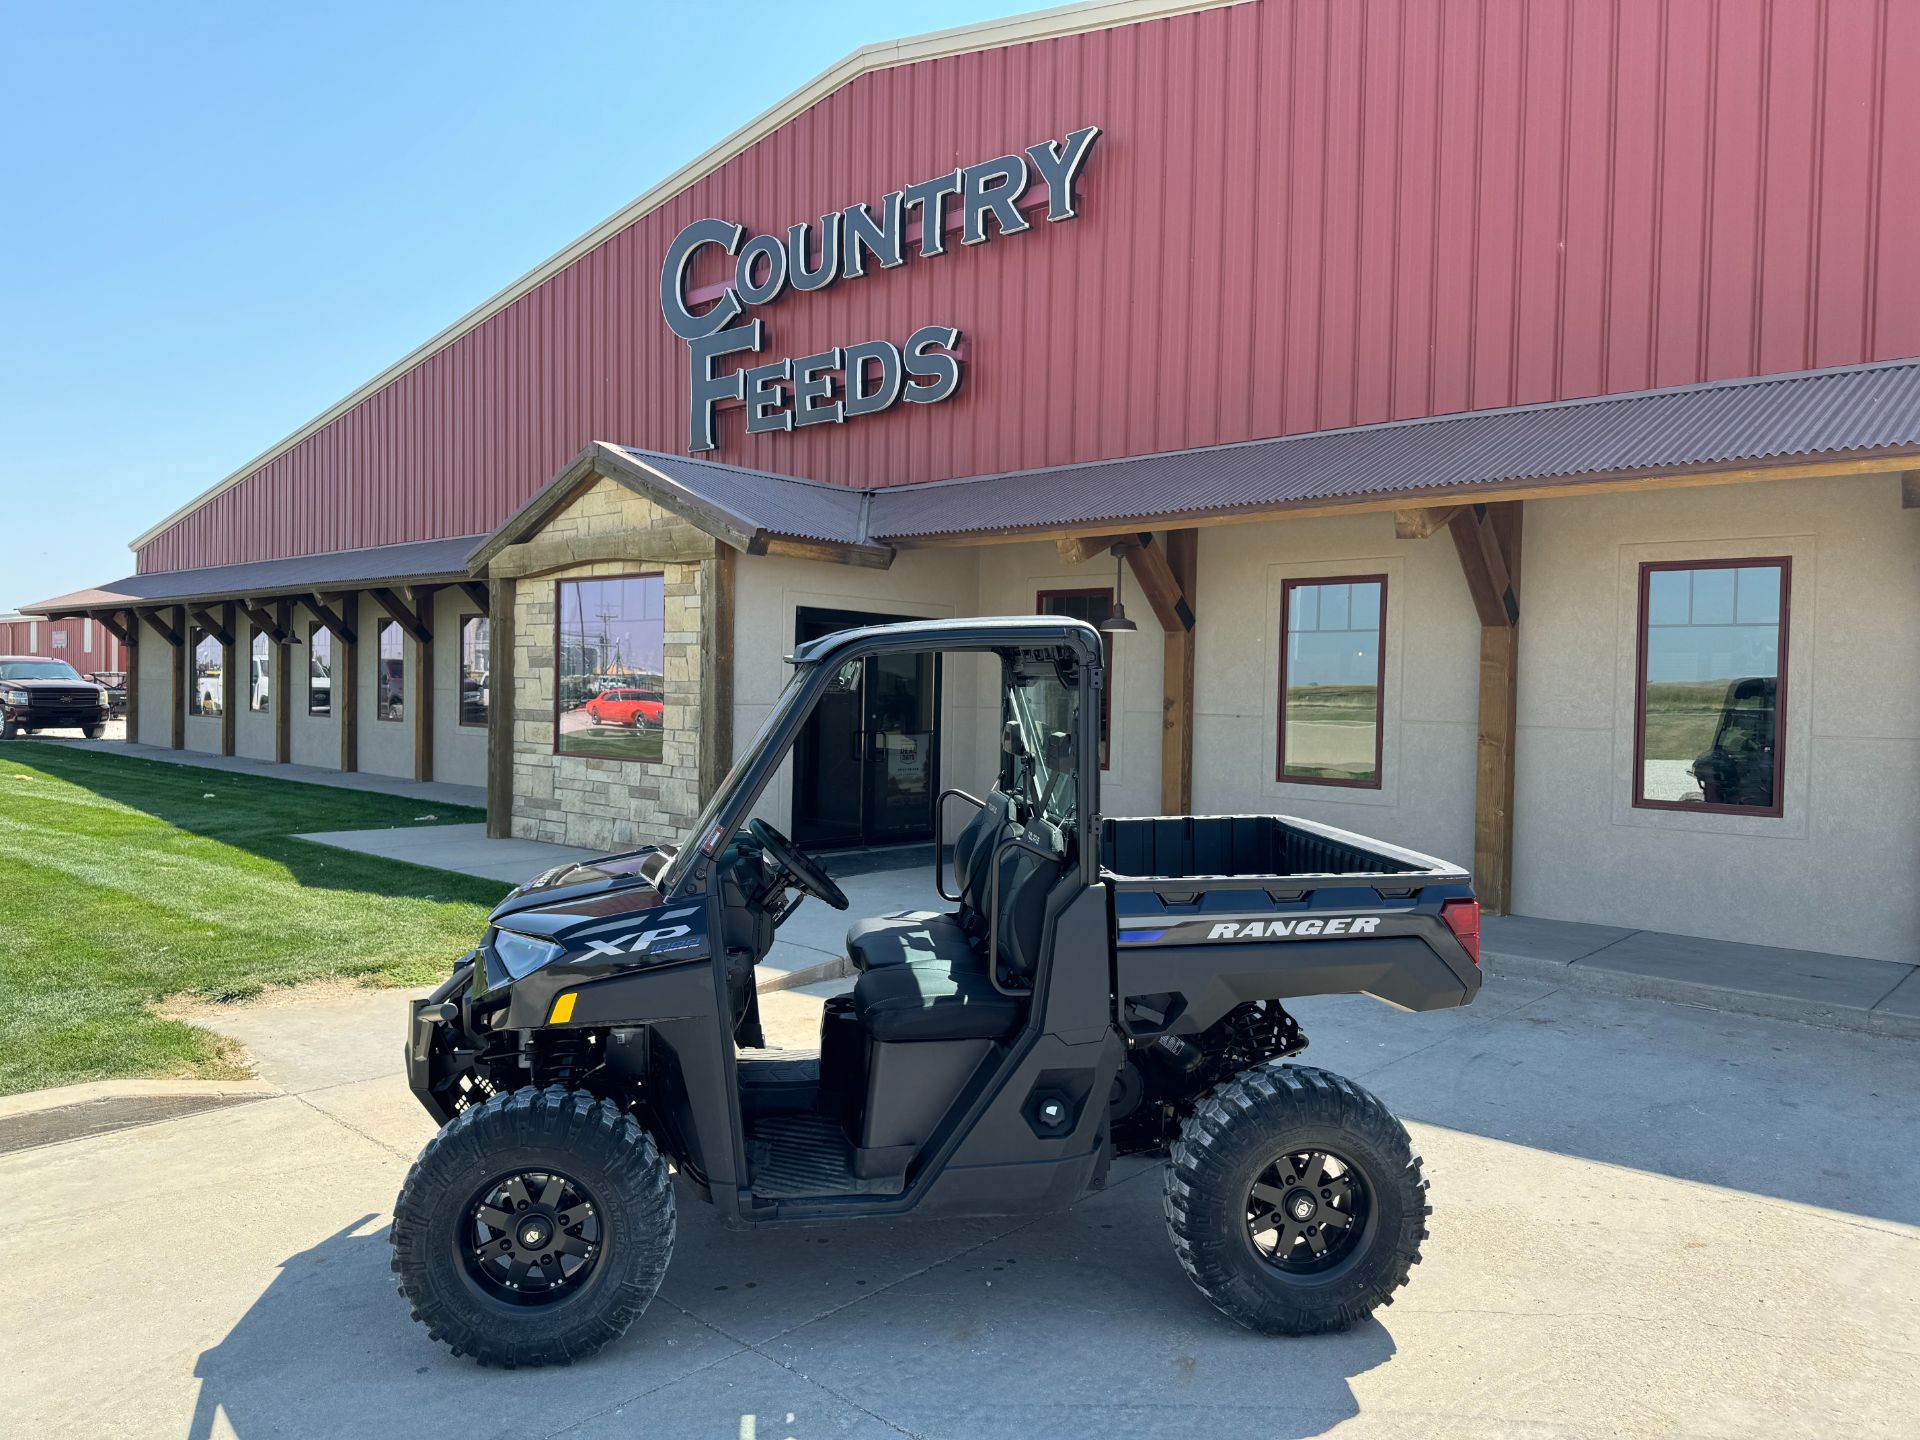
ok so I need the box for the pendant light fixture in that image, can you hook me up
[1099,547,1138,633]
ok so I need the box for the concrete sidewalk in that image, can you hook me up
[1484,913,1919,1039]
[30,735,487,809]
[6,968,1917,1438]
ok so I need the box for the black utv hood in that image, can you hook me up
[488,844,678,926]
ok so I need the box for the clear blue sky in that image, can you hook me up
[0,0,1031,609]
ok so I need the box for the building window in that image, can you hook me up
[459,615,489,726]
[377,619,404,721]
[189,625,222,716]
[556,574,665,762]
[308,624,332,716]
[1037,588,1113,768]
[1634,559,1788,815]
[249,627,270,713]
[1277,575,1386,787]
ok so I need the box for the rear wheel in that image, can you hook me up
[1164,1065,1428,1335]
[392,1085,675,1366]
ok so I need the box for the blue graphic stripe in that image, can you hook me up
[1117,928,1168,944]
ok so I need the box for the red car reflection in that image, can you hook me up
[584,688,664,728]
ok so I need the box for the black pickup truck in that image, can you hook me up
[0,656,110,738]
[391,616,1480,1366]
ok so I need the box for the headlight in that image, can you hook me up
[492,928,566,980]
[1,688,25,706]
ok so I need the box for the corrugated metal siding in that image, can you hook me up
[139,0,1920,573]
[0,616,118,672]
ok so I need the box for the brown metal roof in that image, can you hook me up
[35,360,1919,612]
[27,535,485,615]
[865,359,1920,540]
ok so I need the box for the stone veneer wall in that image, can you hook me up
[507,476,709,852]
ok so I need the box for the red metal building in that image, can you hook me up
[125,0,1919,574]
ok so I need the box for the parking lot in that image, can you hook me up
[8,967,1916,1439]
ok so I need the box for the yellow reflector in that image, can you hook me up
[549,992,577,1025]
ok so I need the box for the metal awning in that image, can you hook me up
[28,535,486,616]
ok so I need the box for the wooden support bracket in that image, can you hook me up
[1394,505,1462,540]
[140,608,184,648]
[304,594,357,646]
[370,587,432,646]
[189,607,234,648]
[1447,505,1520,628]
[93,610,133,647]
[457,580,490,613]
[1055,531,1145,566]
[1122,534,1196,634]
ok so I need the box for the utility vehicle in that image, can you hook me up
[393,616,1481,1366]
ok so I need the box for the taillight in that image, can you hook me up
[1440,898,1481,966]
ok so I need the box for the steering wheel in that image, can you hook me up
[747,819,849,911]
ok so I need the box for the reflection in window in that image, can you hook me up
[1279,577,1385,787]
[556,575,665,762]
[250,628,270,713]
[308,624,332,716]
[376,619,404,721]
[189,625,222,717]
[1636,560,1787,813]
[459,616,489,726]
[1037,589,1113,768]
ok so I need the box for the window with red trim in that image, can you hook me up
[1277,576,1386,788]
[1634,559,1788,816]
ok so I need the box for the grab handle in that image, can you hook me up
[934,788,985,902]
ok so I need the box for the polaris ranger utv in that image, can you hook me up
[393,616,1481,1365]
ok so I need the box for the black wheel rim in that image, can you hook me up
[1246,1149,1371,1276]
[458,1168,604,1307]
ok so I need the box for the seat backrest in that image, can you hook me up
[953,789,1014,927]
[991,828,1066,986]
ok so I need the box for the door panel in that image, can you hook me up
[793,608,940,849]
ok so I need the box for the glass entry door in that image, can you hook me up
[792,608,941,849]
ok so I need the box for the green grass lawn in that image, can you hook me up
[0,744,508,1096]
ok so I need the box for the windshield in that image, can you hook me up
[657,667,813,895]
[1006,661,1080,827]
[0,660,84,682]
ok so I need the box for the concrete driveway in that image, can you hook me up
[8,969,1917,1438]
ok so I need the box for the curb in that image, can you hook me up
[1484,949,1920,1040]
[0,1076,279,1121]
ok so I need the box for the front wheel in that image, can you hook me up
[1164,1065,1429,1335]
[83,723,106,739]
[391,1085,675,1366]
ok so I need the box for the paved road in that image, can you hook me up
[8,971,1917,1438]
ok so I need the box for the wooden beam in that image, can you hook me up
[1122,534,1195,634]
[1903,471,1920,508]
[122,612,141,743]
[188,607,234,648]
[92,610,132,647]
[238,600,295,644]
[303,593,357,646]
[893,448,1920,548]
[1395,505,1461,540]
[139,607,183,649]
[760,536,894,569]
[273,601,292,764]
[1447,504,1519,628]
[337,597,359,773]
[457,580,490,613]
[219,602,237,757]
[699,546,736,805]
[1056,531,1145,565]
[170,606,186,750]
[370,587,432,646]
[488,524,720,580]
[1160,529,1198,815]
[414,625,434,783]
[1451,502,1524,916]
[485,577,516,838]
